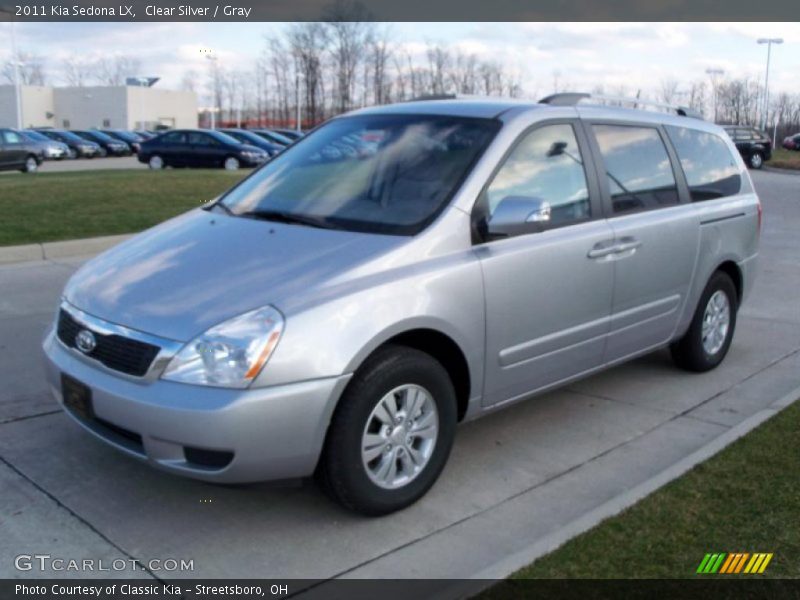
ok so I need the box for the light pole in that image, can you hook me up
[205,53,219,129]
[6,18,23,129]
[757,38,783,131]
[137,77,148,130]
[705,67,724,123]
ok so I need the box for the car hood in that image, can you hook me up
[64,209,406,341]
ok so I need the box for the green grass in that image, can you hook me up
[0,169,248,246]
[770,148,800,170]
[499,399,800,580]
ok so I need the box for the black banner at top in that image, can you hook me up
[0,0,799,22]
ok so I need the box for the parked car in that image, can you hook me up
[44,95,760,515]
[36,129,101,158]
[782,133,800,151]
[723,126,772,169]
[19,129,70,160]
[101,129,144,153]
[134,130,157,140]
[73,130,132,157]
[251,129,294,146]
[137,129,269,170]
[0,128,43,172]
[272,128,305,141]
[218,128,284,156]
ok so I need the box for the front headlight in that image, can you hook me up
[162,306,284,388]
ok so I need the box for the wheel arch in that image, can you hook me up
[344,326,473,422]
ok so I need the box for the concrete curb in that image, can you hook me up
[763,165,800,176]
[467,382,800,586]
[0,234,133,265]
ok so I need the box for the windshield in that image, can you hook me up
[80,131,116,143]
[49,130,88,143]
[225,130,263,145]
[207,130,243,145]
[22,130,50,142]
[107,130,140,142]
[219,114,498,235]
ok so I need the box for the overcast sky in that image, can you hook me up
[3,22,799,102]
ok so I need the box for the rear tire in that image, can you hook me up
[671,271,738,372]
[148,155,164,170]
[748,152,763,169]
[317,345,457,516]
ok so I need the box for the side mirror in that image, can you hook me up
[486,195,551,238]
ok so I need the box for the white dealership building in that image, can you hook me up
[0,84,197,130]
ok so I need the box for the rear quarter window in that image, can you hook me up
[665,126,742,202]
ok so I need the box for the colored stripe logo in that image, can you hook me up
[697,552,773,574]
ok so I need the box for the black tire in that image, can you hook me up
[20,155,39,173]
[671,271,738,372]
[748,152,764,169]
[317,345,457,516]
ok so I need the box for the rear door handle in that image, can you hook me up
[614,237,642,253]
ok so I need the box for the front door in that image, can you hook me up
[476,121,615,407]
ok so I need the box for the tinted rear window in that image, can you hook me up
[665,126,741,202]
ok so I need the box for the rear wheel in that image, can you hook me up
[317,345,457,515]
[148,155,164,170]
[748,152,763,169]
[671,271,738,372]
[20,155,39,173]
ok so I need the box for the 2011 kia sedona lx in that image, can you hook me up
[43,94,760,515]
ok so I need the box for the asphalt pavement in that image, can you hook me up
[0,169,798,583]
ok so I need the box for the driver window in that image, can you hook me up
[484,123,591,230]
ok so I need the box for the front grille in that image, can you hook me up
[57,309,160,377]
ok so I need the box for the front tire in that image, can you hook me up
[671,271,738,372]
[749,152,764,169]
[318,345,457,516]
[20,155,39,173]
[223,156,240,170]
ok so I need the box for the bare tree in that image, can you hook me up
[180,69,199,92]
[287,22,328,125]
[95,55,141,86]
[61,54,94,86]
[659,77,680,105]
[323,0,374,113]
[2,51,47,85]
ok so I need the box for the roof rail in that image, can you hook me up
[539,92,704,120]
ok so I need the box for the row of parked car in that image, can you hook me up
[136,128,303,170]
[0,126,304,173]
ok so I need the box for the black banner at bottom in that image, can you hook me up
[3,579,800,600]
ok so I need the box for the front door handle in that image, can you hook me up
[587,240,618,259]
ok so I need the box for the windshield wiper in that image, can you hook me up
[205,200,233,215]
[238,209,340,230]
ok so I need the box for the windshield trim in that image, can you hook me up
[216,113,502,237]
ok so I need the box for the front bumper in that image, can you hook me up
[43,328,351,483]
[44,147,67,159]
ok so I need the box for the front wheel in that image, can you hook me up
[671,271,738,372]
[317,345,457,515]
[20,156,39,173]
[749,152,764,169]
[223,156,240,170]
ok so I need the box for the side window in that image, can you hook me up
[482,123,591,235]
[189,133,219,146]
[592,124,679,215]
[3,130,22,144]
[161,132,185,144]
[665,125,742,201]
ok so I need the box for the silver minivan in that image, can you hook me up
[43,94,760,515]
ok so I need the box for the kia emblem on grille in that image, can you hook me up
[75,329,97,354]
